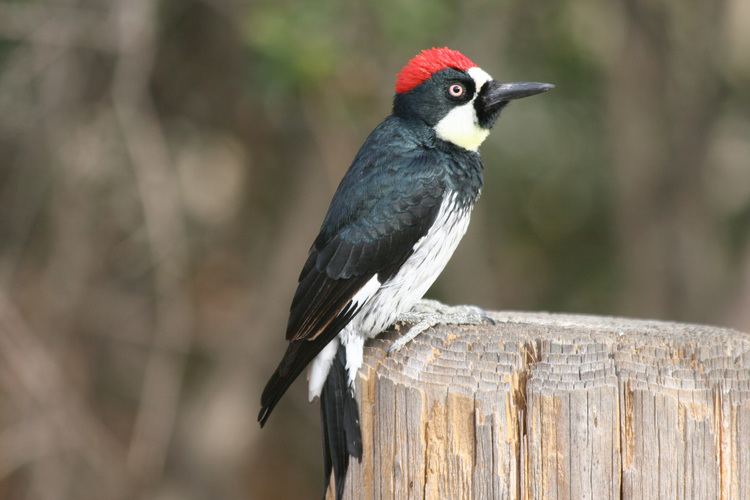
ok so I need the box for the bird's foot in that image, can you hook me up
[388,300,493,353]
[388,315,440,353]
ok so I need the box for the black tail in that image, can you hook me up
[320,344,362,500]
[258,309,358,427]
[258,330,337,427]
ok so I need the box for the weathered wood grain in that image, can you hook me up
[330,301,750,500]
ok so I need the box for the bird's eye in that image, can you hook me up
[448,83,465,98]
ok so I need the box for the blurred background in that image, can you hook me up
[0,0,749,498]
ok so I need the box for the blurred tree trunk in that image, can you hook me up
[608,0,729,322]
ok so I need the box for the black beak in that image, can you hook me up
[476,80,554,128]
[480,81,554,107]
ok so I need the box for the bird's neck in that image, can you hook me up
[375,115,483,208]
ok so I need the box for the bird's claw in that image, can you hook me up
[387,302,492,354]
[388,315,439,353]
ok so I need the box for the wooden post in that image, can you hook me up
[333,302,750,500]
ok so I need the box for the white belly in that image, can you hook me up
[350,191,472,337]
[308,191,473,398]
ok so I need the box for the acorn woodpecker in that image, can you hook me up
[258,47,553,498]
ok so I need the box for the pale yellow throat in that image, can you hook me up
[433,67,493,152]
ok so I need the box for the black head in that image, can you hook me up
[393,68,479,127]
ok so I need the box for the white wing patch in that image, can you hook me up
[307,275,380,399]
[434,66,494,151]
[347,275,381,312]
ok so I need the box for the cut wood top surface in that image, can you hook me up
[366,304,750,398]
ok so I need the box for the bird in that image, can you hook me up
[258,47,553,499]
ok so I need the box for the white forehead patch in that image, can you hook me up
[433,66,495,152]
[468,67,492,90]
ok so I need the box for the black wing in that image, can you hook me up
[286,175,444,341]
[259,120,447,425]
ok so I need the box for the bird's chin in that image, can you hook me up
[476,101,509,130]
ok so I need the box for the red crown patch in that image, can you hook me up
[395,47,476,94]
